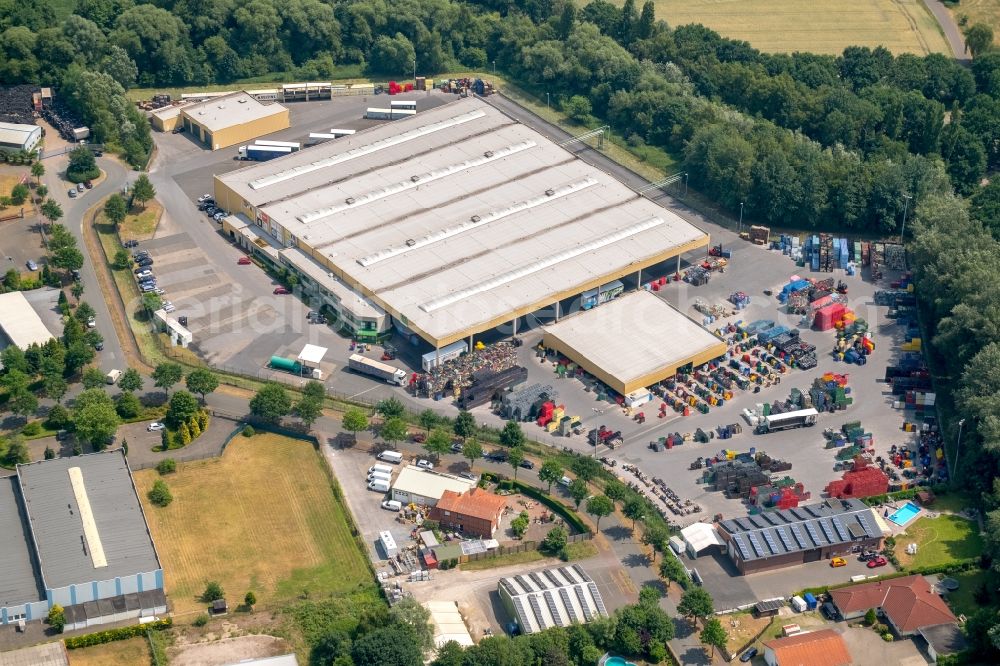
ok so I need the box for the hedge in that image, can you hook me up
[861,488,920,506]
[797,559,982,597]
[481,472,590,534]
[64,617,172,648]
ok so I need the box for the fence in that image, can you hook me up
[462,532,592,563]
[39,143,105,160]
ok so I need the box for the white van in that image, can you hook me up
[559,475,572,487]
[381,500,402,511]
[367,471,392,482]
[377,450,403,464]
[106,368,122,385]
[368,479,390,492]
[369,464,393,475]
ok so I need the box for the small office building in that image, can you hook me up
[390,466,476,507]
[429,488,508,537]
[177,91,289,150]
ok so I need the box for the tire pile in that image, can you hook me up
[41,95,85,142]
[0,85,37,125]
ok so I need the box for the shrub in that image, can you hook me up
[882,632,893,642]
[156,458,177,475]
[148,480,173,507]
[244,591,256,608]
[21,421,41,436]
[201,581,224,602]
[242,425,255,437]
[193,614,209,627]
[64,618,172,648]
[47,604,65,633]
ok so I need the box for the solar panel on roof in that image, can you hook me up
[856,513,875,538]
[790,508,809,521]
[819,520,837,543]
[762,531,782,554]
[747,532,765,557]
[721,520,739,532]
[789,525,808,548]
[748,516,767,528]
[732,534,752,560]
[831,516,850,542]
[775,527,795,551]
[761,512,781,526]
[805,521,825,544]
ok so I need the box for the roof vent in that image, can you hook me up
[545,189,555,197]
[470,214,481,223]
[405,239,416,247]
[345,197,355,205]
[484,150,494,158]
[410,175,421,182]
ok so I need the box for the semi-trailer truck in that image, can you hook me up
[756,408,819,434]
[237,145,292,161]
[365,108,394,120]
[254,140,301,151]
[348,354,407,386]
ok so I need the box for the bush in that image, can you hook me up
[242,425,255,437]
[511,479,590,534]
[147,480,173,507]
[156,458,177,475]
[47,604,65,633]
[64,618,172,648]
[201,581,224,602]
[21,421,41,436]
[193,614,209,627]
[882,632,894,642]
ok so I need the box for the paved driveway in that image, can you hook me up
[839,624,930,665]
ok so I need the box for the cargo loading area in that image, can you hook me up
[542,291,727,395]
[214,96,709,350]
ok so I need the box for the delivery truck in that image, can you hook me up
[369,464,393,475]
[237,145,292,161]
[348,354,407,386]
[756,408,819,434]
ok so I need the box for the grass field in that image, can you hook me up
[134,433,372,616]
[644,0,950,54]
[949,0,1000,44]
[67,637,152,666]
[945,568,989,617]
[894,514,983,569]
[120,201,163,241]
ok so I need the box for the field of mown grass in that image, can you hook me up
[67,637,152,666]
[949,0,1000,45]
[894,514,984,569]
[134,433,372,616]
[642,0,950,54]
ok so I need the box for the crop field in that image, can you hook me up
[949,0,1000,45]
[647,0,950,54]
[134,433,372,616]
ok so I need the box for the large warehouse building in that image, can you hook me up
[157,91,289,150]
[217,96,710,352]
[0,450,165,628]
[0,291,55,350]
[0,121,42,153]
[542,290,727,394]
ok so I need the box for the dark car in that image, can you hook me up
[94,341,104,351]
[124,239,139,248]
[519,459,535,469]
[83,180,93,189]
[137,258,154,267]
[71,269,81,281]
[487,450,508,462]
[178,316,188,327]
[739,647,757,663]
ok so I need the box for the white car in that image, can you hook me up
[197,194,212,202]
[154,287,165,295]
[86,317,96,328]
[147,422,165,432]
[163,303,176,313]
[135,269,153,279]
[416,459,434,470]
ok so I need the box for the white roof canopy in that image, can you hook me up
[681,522,725,554]
[297,344,328,365]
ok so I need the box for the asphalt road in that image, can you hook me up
[922,0,968,61]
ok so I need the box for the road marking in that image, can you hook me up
[348,386,381,400]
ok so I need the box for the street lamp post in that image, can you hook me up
[900,193,912,241]
[412,59,416,81]
[952,419,965,478]
[683,172,688,197]
[546,92,550,109]
[738,202,744,233]
[492,61,496,78]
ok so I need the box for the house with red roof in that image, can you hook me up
[429,487,508,538]
[762,628,852,666]
[829,574,957,637]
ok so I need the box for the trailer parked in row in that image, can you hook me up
[237,145,292,161]
[254,140,301,151]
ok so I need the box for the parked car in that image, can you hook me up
[86,317,96,328]
[147,422,165,432]
[163,303,176,313]
[381,500,402,511]
[137,258,153,267]
[739,647,758,663]
[416,459,434,470]
[178,316,188,326]
[213,211,226,221]
[197,194,212,203]
[76,182,85,192]
[124,239,139,248]
[237,256,252,265]
[519,459,535,470]
[273,286,290,294]
[867,556,888,568]
[172,127,184,134]
[154,288,165,295]
[139,284,156,293]
[135,269,153,279]
[94,341,104,351]
[68,188,77,198]
[830,557,847,567]
[451,442,463,453]
[83,180,93,189]
[26,259,38,271]
[411,433,426,444]
[459,472,478,481]
[133,251,149,260]
[487,450,508,463]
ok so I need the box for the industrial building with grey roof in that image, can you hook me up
[0,449,165,628]
[497,564,608,634]
[215,96,710,350]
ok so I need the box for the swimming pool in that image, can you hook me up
[604,658,637,666]
[888,502,921,526]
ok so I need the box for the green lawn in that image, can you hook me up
[895,514,983,569]
[945,569,989,618]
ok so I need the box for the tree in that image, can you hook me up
[350,624,423,666]
[642,523,670,562]
[47,604,65,634]
[249,382,292,423]
[104,193,127,227]
[389,596,434,652]
[131,173,155,209]
[201,581,224,602]
[4,438,30,466]
[244,590,256,610]
[152,361,182,398]
[166,390,199,428]
[678,587,715,626]
[966,23,995,58]
[296,395,323,429]
[156,458,176,475]
[302,380,325,402]
[82,366,106,389]
[604,478,627,504]
[418,409,439,431]
[462,438,483,471]
[118,367,143,393]
[700,617,727,659]
[44,374,68,403]
[586,494,615,532]
[31,160,44,185]
[453,410,476,438]
[148,479,173,507]
[499,420,525,448]
[376,396,405,419]
[639,584,663,608]
[341,406,369,436]
[1,345,28,374]
[511,510,530,538]
[9,183,28,205]
[539,459,564,492]
[115,390,141,418]
[185,368,218,402]
[569,478,589,509]
[507,446,525,479]
[623,497,645,532]
[75,400,120,450]
[865,608,878,626]
[423,427,451,460]
[45,404,71,430]
[562,95,592,123]
[541,525,569,555]
[41,198,62,223]
[65,341,95,375]
[75,301,96,324]
[571,456,601,482]
[112,247,132,269]
[36,184,47,198]
[44,446,55,460]
[141,293,162,313]
[67,146,99,183]
[9,389,38,422]
[381,417,407,448]
[71,282,84,300]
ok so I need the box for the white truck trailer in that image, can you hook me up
[348,354,407,386]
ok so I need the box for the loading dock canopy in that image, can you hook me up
[542,291,727,395]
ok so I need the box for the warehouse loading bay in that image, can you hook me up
[156,89,914,540]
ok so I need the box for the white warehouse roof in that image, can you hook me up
[426,600,474,648]
[0,121,41,149]
[681,522,725,554]
[184,91,286,132]
[0,291,55,350]
[498,565,608,634]
[217,97,709,347]
[391,465,476,503]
